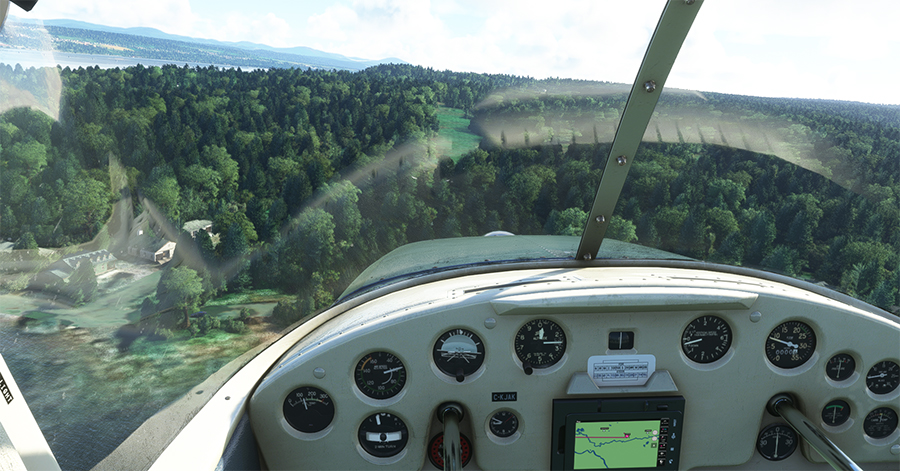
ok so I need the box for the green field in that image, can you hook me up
[435,107,482,161]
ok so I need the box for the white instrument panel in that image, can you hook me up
[249,266,900,470]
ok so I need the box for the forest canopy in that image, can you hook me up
[1,62,897,320]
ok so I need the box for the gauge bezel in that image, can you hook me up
[825,353,856,382]
[821,399,851,427]
[354,351,407,400]
[864,360,900,395]
[514,318,567,369]
[862,407,898,440]
[357,411,409,459]
[432,327,486,381]
[764,320,817,369]
[756,423,797,461]
[282,386,335,435]
[681,314,732,364]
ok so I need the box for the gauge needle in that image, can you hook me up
[768,337,798,349]
[383,366,404,374]
[683,339,702,345]
[302,398,308,410]
[867,372,885,379]
[543,341,563,344]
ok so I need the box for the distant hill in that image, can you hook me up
[4,16,406,71]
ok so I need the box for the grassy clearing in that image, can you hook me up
[203,289,289,307]
[435,106,482,162]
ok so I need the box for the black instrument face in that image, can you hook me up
[765,321,816,368]
[514,319,566,369]
[825,353,855,382]
[357,412,409,458]
[756,423,797,461]
[865,360,900,395]
[283,386,335,433]
[863,407,898,439]
[821,399,851,427]
[489,410,520,438]
[355,351,407,399]
[681,315,732,363]
[433,328,485,380]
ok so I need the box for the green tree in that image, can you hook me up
[159,266,203,327]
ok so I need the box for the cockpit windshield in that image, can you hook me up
[0,1,897,469]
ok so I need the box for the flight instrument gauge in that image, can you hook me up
[514,319,566,373]
[825,353,855,382]
[433,328,485,382]
[283,386,335,433]
[765,320,816,369]
[681,315,732,363]
[821,399,851,427]
[489,410,520,438]
[358,412,409,458]
[355,351,407,399]
[863,407,898,439]
[865,360,900,395]
[756,423,797,461]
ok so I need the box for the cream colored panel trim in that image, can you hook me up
[491,287,758,315]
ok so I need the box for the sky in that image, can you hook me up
[8,0,900,105]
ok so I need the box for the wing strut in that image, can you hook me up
[576,0,703,260]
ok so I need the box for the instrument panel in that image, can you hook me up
[248,266,900,470]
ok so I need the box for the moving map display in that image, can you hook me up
[573,420,661,469]
[551,396,684,470]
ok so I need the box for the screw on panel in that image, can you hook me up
[582,253,593,260]
[643,80,657,93]
[595,215,606,223]
[616,155,628,166]
[484,318,497,329]
[314,367,326,379]
[685,0,696,4]
[750,311,762,323]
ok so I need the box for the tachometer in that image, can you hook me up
[355,351,406,399]
[681,315,732,363]
[865,360,900,395]
[514,319,566,373]
[282,386,335,433]
[433,328,485,382]
[765,321,816,369]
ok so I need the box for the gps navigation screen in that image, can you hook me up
[573,420,661,469]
